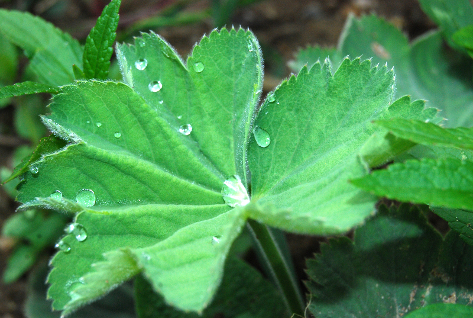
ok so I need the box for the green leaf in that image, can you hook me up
[431,207,473,246]
[25,261,136,318]
[351,158,473,210]
[291,15,473,127]
[453,25,473,58]
[4,135,66,184]
[0,9,82,86]
[405,304,473,318]
[288,46,342,74]
[0,81,59,99]
[82,0,121,80]
[2,210,68,283]
[248,59,431,235]
[17,28,263,314]
[134,257,286,318]
[306,204,473,317]
[376,118,473,150]
[418,0,473,48]
[0,32,19,108]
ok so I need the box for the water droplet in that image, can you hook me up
[248,41,254,52]
[76,189,96,207]
[158,100,164,104]
[134,58,148,70]
[141,253,151,261]
[29,165,39,175]
[67,223,88,242]
[268,93,276,103]
[193,62,204,73]
[50,190,63,200]
[179,124,192,135]
[96,122,102,127]
[55,240,71,253]
[177,115,182,120]
[137,38,146,47]
[114,132,121,138]
[212,236,221,245]
[253,126,271,148]
[222,175,250,208]
[148,80,162,92]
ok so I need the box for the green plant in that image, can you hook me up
[3,0,473,317]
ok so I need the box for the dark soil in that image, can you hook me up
[0,0,434,317]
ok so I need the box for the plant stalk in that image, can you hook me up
[247,219,305,317]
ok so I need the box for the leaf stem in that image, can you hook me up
[247,219,305,317]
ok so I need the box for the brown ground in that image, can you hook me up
[0,0,433,317]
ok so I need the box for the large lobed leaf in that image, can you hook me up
[17,28,262,315]
[248,58,435,234]
[16,27,435,315]
[290,15,473,127]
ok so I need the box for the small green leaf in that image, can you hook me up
[134,257,286,318]
[0,9,82,86]
[2,210,68,283]
[0,81,59,99]
[4,135,66,184]
[83,0,121,80]
[431,207,473,246]
[306,204,473,317]
[376,118,473,150]
[405,303,473,318]
[291,15,473,127]
[351,158,473,210]
[418,0,473,48]
[453,25,473,58]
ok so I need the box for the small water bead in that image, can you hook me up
[222,175,250,208]
[253,126,271,148]
[148,80,162,92]
[159,100,164,104]
[76,189,96,207]
[50,190,63,200]
[114,132,122,138]
[55,240,71,253]
[193,62,204,73]
[29,165,39,175]
[177,115,182,120]
[267,93,276,103]
[179,124,192,135]
[66,223,88,242]
[137,38,146,47]
[134,58,148,70]
[211,236,221,245]
[96,122,102,128]
[248,41,254,52]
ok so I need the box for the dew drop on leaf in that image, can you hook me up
[134,58,148,70]
[193,62,204,73]
[76,189,96,207]
[179,124,192,135]
[268,93,276,103]
[222,175,250,208]
[114,132,121,138]
[50,190,62,200]
[55,240,71,253]
[253,126,271,148]
[137,38,145,47]
[96,122,102,127]
[212,236,221,245]
[148,80,162,92]
[65,223,88,242]
[29,165,39,175]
